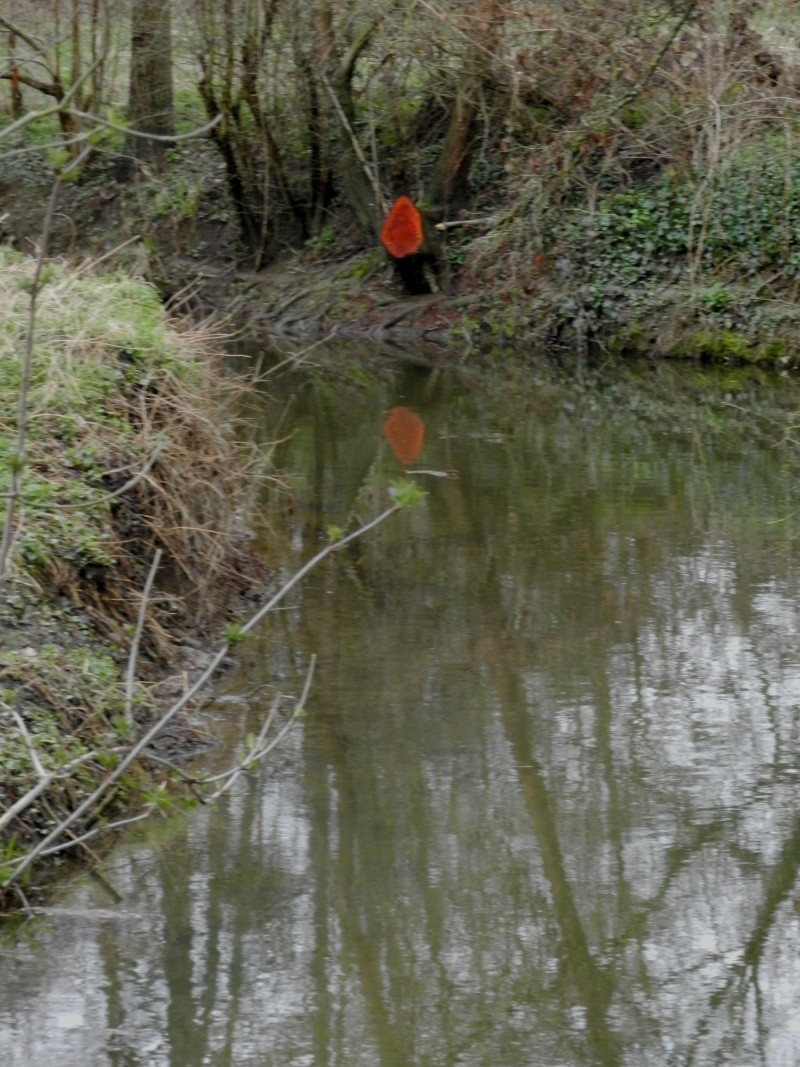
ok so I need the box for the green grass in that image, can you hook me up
[0,247,261,898]
[0,248,195,579]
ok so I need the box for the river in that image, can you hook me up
[2,352,800,1065]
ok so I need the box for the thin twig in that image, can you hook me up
[7,706,47,781]
[0,777,50,833]
[0,746,126,835]
[73,235,142,276]
[264,328,339,375]
[125,548,163,727]
[0,52,106,142]
[70,109,222,143]
[0,176,62,581]
[0,14,44,56]
[208,657,316,800]
[595,0,698,123]
[1,504,400,890]
[203,695,282,790]
[319,71,387,215]
[37,808,156,857]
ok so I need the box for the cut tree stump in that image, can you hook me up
[380,197,449,296]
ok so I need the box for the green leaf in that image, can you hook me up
[389,478,426,508]
[226,622,247,644]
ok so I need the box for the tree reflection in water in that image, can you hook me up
[2,360,800,1066]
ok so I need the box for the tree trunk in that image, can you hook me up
[427,0,506,213]
[427,80,481,212]
[313,2,386,238]
[7,31,23,118]
[126,0,174,169]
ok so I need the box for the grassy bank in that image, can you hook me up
[0,249,263,908]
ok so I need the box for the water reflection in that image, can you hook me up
[3,359,800,1065]
[383,406,425,466]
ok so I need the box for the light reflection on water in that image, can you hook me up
[3,357,800,1065]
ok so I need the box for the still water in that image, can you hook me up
[3,353,800,1065]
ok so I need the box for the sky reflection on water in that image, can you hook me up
[2,359,800,1065]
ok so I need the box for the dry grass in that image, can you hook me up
[0,246,266,652]
[0,247,270,900]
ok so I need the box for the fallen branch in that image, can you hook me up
[433,215,499,232]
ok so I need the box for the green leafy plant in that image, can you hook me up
[700,285,732,312]
[389,479,426,508]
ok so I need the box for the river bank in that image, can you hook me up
[4,40,800,905]
[0,247,269,911]
[3,126,800,369]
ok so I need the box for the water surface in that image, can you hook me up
[3,355,800,1065]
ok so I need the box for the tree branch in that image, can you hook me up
[0,176,62,581]
[125,549,162,727]
[1,502,401,890]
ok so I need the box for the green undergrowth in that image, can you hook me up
[565,146,800,355]
[579,149,800,287]
[448,135,800,364]
[0,247,264,903]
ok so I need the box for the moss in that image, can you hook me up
[669,330,792,367]
[612,321,649,354]
[752,338,787,365]
[347,251,384,279]
[619,106,649,130]
[678,330,751,362]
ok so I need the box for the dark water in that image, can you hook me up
[3,355,800,1065]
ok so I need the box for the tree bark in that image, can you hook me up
[7,30,23,118]
[427,0,506,212]
[126,0,174,169]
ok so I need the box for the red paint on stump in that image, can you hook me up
[380,197,424,259]
[384,406,425,466]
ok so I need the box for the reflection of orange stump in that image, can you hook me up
[384,406,425,466]
[380,197,448,295]
[380,197,424,259]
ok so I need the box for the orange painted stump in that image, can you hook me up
[383,406,425,466]
[380,197,425,259]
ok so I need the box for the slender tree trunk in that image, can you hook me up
[427,0,506,212]
[70,0,83,110]
[126,0,174,169]
[313,1,386,238]
[7,30,23,118]
[427,81,481,211]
